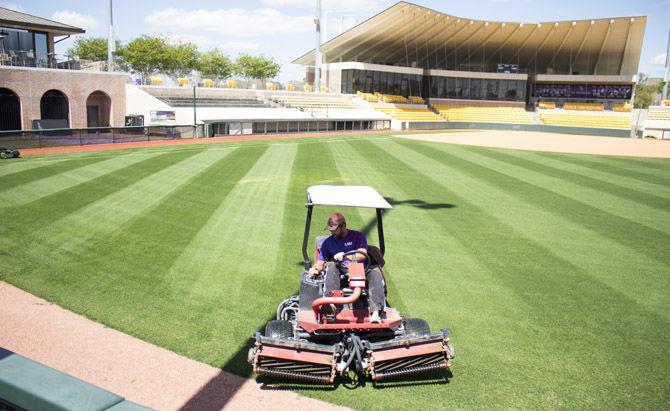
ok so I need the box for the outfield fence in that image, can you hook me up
[0,125,200,149]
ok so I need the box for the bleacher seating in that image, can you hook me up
[408,96,425,104]
[375,93,408,104]
[149,76,163,85]
[434,105,533,124]
[538,102,556,109]
[226,80,237,88]
[563,102,604,111]
[177,78,189,86]
[273,95,357,110]
[156,96,271,108]
[202,79,214,88]
[647,106,670,121]
[540,113,631,129]
[612,103,632,112]
[373,105,443,121]
[357,91,379,102]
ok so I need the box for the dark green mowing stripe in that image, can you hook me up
[0,148,207,241]
[0,155,116,192]
[354,139,670,355]
[532,151,670,188]
[465,147,670,212]
[397,140,670,267]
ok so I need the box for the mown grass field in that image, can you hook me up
[1,134,669,409]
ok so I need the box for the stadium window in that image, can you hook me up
[447,77,455,98]
[379,71,387,93]
[438,77,446,98]
[373,71,380,91]
[462,78,471,99]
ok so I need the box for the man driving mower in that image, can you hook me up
[308,212,386,323]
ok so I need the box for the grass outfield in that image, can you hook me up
[1,134,669,409]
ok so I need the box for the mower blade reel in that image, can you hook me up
[250,334,339,384]
[368,331,454,381]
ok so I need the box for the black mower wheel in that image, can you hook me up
[265,320,294,339]
[404,318,430,337]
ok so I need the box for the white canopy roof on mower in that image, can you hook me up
[307,185,392,209]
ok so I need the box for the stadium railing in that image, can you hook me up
[0,125,199,150]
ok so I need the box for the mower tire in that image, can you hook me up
[265,320,293,339]
[403,318,430,337]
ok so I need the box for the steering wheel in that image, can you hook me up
[340,249,369,269]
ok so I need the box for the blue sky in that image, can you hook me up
[5,0,669,81]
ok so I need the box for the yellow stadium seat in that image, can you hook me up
[373,104,444,122]
[539,113,631,129]
[149,76,163,85]
[226,80,237,88]
[433,105,533,124]
[202,79,214,88]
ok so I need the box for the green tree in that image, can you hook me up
[634,73,657,109]
[197,49,234,80]
[235,54,281,82]
[117,35,171,84]
[164,41,199,79]
[68,37,120,61]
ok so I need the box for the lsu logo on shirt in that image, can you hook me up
[344,241,353,246]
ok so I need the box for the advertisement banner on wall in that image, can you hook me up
[150,110,176,125]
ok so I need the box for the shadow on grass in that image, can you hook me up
[386,197,456,210]
[178,312,275,411]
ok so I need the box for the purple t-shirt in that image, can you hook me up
[318,230,368,267]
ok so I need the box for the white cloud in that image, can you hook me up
[145,8,312,37]
[166,34,260,52]
[260,0,387,12]
[649,52,668,66]
[51,10,99,30]
[0,2,25,12]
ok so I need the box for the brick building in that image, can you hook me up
[0,7,127,131]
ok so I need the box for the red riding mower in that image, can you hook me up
[248,185,454,384]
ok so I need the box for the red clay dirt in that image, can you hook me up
[0,281,348,411]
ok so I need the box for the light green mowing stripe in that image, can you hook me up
[441,143,670,236]
[328,139,527,321]
[383,140,670,314]
[471,147,670,216]
[540,152,670,187]
[0,156,118,191]
[0,151,164,208]
[25,148,235,259]
[167,143,298,301]
[518,150,670,199]
[351,139,670,409]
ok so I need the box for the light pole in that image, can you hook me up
[314,0,321,93]
[107,0,114,72]
[662,27,669,101]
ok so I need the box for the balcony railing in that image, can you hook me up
[0,51,109,71]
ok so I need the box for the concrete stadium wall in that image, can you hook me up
[0,66,128,129]
[401,121,632,138]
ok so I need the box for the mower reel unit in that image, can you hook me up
[248,186,454,385]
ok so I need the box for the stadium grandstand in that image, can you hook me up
[293,1,647,132]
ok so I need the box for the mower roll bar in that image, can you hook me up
[302,205,386,270]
